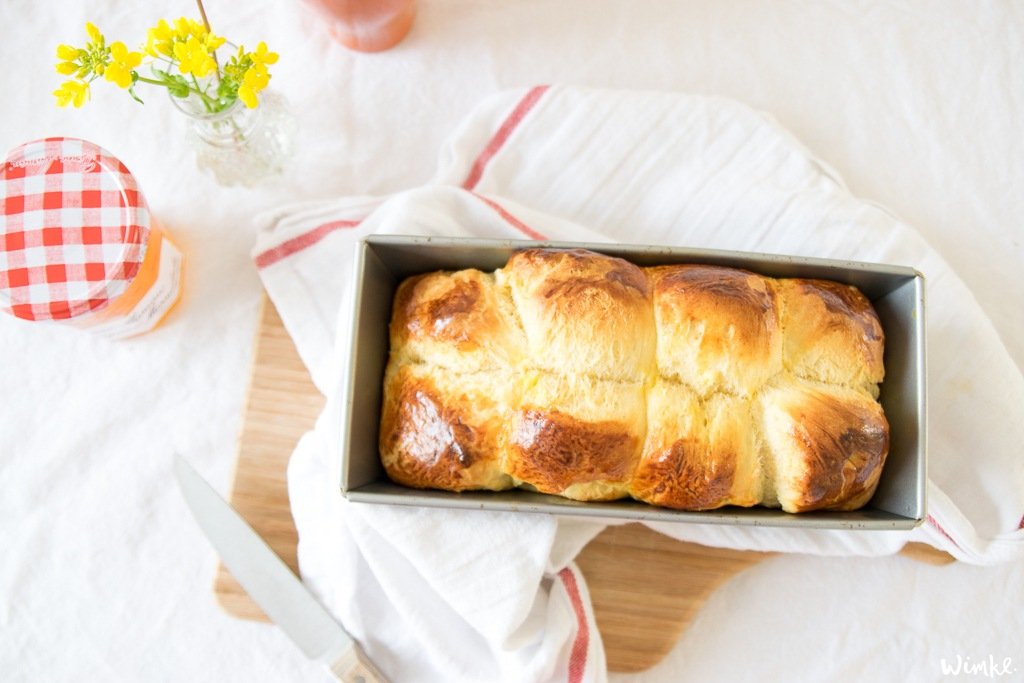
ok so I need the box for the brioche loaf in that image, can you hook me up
[379,248,889,513]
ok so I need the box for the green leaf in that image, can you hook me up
[127,72,145,105]
[165,74,191,98]
[217,77,238,100]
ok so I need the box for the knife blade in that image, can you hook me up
[173,454,387,683]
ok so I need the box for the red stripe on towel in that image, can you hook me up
[559,567,590,683]
[927,514,962,551]
[253,219,362,269]
[1019,513,1024,530]
[461,85,551,190]
[471,193,547,241]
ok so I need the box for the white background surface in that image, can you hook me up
[2,1,1022,681]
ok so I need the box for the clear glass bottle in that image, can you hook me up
[170,88,296,187]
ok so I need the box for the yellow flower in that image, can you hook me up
[173,36,217,78]
[85,22,103,45]
[56,44,80,61]
[204,32,226,52]
[52,15,279,114]
[175,16,224,49]
[55,43,82,75]
[237,64,270,108]
[148,18,223,59]
[249,41,278,68]
[104,42,141,89]
[236,83,257,108]
[174,17,206,41]
[248,64,270,90]
[53,80,90,108]
[173,17,191,40]
[145,19,175,58]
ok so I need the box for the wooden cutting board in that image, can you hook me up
[215,295,953,673]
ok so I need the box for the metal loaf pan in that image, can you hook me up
[338,235,926,530]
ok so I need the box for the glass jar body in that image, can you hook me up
[171,90,295,187]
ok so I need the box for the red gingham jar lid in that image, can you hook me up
[0,137,151,321]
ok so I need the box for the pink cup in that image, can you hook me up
[301,0,417,52]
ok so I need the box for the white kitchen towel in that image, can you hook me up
[253,85,1024,681]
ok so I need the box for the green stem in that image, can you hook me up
[137,49,233,115]
[188,73,217,113]
[135,73,221,112]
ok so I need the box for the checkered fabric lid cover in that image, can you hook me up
[0,137,151,321]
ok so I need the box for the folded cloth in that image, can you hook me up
[253,85,1024,681]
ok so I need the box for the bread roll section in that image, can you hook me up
[379,248,889,513]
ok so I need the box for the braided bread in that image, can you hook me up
[379,248,889,513]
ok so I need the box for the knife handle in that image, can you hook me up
[328,643,389,683]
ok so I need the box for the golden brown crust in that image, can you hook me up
[504,370,644,501]
[761,380,889,512]
[507,409,638,500]
[647,264,782,397]
[395,273,484,344]
[631,439,737,510]
[380,248,890,514]
[632,382,762,510]
[506,248,650,300]
[498,248,655,382]
[389,269,525,372]
[777,278,885,392]
[379,364,513,492]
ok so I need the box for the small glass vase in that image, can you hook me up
[169,87,295,188]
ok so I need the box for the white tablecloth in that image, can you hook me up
[3,1,1022,681]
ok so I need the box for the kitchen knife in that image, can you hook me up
[173,454,387,683]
